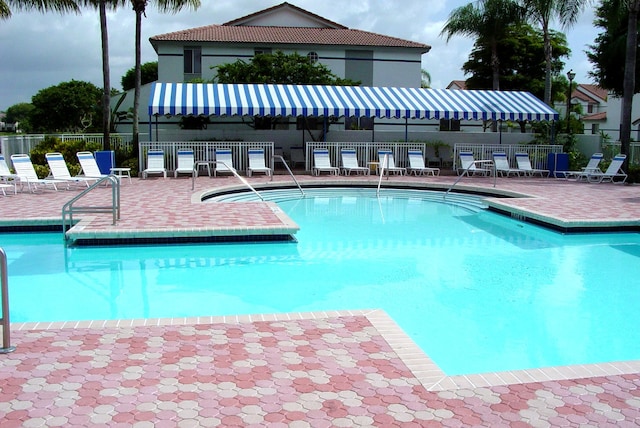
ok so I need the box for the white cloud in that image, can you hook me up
[0,0,597,111]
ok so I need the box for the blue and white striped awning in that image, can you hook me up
[148,83,558,121]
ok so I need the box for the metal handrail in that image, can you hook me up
[62,175,120,241]
[376,153,389,196]
[0,247,16,353]
[444,159,496,199]
[215,161,264,201]
[272,155,305,197]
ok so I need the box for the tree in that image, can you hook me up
[587,0,637,96]
[129,0,201,153]
[521,0,587,106]
[620,0,640,171]
[121,61,158,91]
[214,51,359,86]
[441,0,526,91]
[4,102,34,132]
[0,0,78,19]
[463,23,570,102]
[420,69,431,88]
[30,80,102,133]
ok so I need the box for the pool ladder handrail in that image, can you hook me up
[0,247,16,354]
[444,159,496,199]
[271,155,305,197]
[214,160,265,201]
[62,175,121,242]
[376,153,390,196]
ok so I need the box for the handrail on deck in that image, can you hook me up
[376,153,389,196]
[272,155,305,197]
[444,159,496,199]
[215,160,265,201]
[0,247,16,354]
[62,175,120,242]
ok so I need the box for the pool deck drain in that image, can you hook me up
[0,173,639,425]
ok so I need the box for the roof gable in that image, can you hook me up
[223,2,346,29]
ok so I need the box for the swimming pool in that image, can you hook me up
[3,188,640,375]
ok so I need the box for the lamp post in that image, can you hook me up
[566,69,575,134]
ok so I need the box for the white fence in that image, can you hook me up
[0,134,135,159]
[451,144,563,172]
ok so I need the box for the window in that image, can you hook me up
[439,118,461,131]
[183,47,201,75]
[345,117,374,130]
[307,51,319,63]
[254,48,272,56]
[588,104,594,114]
[591,123,599,134]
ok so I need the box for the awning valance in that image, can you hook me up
[148,83,558,121]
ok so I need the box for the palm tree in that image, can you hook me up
[441,0,525,91]
[521,0,587,106]
[620,0,640,171]
[81,1,126,150]
[130,0,201,151]
[1,0,78,19]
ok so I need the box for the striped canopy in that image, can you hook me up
[148,83,558,121]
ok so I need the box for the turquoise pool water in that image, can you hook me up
[3,188,640,375]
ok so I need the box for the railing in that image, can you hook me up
[0,247,16,353]
[214,161,264,201]
[0,134,136,159]
[139,141,275,177]
[445,160,496,199]
[603,142,640,164]
[272,155,305,197]
[62,175,121,242]
[376,153,390,196]
[452,144,563,172]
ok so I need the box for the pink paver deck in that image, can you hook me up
[0,173,639,426]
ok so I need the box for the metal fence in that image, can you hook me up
[451,144,563,172]
[138,141,275,175]
[0,134,135,159]
[603,142,640,165]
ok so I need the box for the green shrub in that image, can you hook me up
[627,164,640,184]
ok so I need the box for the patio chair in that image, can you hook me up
[0,154,19,194]
[142,149,167,179]
[214,148,236,177]
[76,151,108,179]
[377,149,406,175]
[174,149,195,178]
[407,149,440,176]
[340,148,369,175]
[514,153,549,177]
[247,148,272,177]
[492,152,521,177]
[45,152,98,188]
[584,154,628,183]
[457,151,491,176]
[11,153,61,192]
[312,148,339,176]
[556,152,604,180]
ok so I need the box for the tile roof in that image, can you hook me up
[150,25,431,50]
[223,1,346,29]
[582,111,606,121]
[578,84,607,101]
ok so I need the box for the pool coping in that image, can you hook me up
[10,309,640,393]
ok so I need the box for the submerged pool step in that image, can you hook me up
[207,188,488,213]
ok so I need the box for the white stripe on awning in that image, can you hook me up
[148,83,559,121]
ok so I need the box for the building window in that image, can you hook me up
[254,48,272,56]
[184,47,201,75]
[439,118,461,131]
[587,104,594,114]
[345,117,374,130]
[591,123,599,134]
[307,51,319,63]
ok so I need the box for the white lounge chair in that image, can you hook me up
[514,152,549,177]
[407,149,440,176]
[340,148,369,175]
[214,148,236,177]
[457,151,491,176]
[556,152,603,179]
[142,149,167,179]
[584,154,628,183]
[247,148,272,177]
[76,151,109,179]
[312,148,339,176]
[45,152,98,188]
[492,152,521,177]
[378,149,406,175]
[0,154,19,194]
[174,149,195,178]
[11,153,61,192]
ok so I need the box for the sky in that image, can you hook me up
[0,0,598,111]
